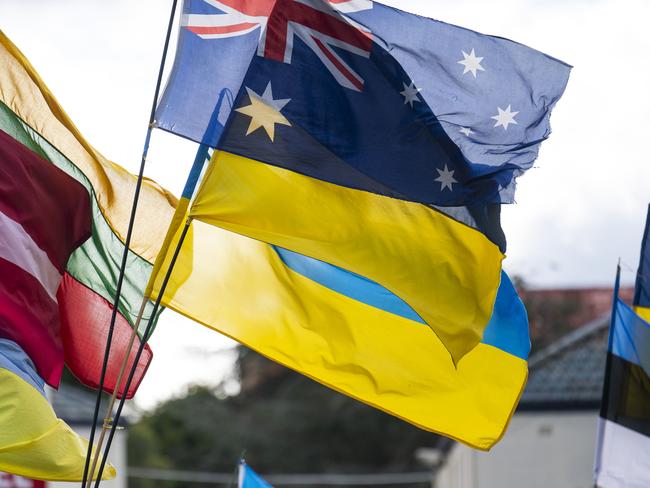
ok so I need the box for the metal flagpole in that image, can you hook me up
[81,0,179,486]
[593,262,621,488]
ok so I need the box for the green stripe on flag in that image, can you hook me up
[0,102,159,331]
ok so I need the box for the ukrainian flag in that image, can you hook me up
[186,151,504,364]
[150,205,529,449]
[0,339,115,480]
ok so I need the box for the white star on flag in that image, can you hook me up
[457,49,485,78]
[491,105,519,130]
[459,127,474,136]
[235,82,292,141]
[400,81,422,108]
[435,165,458,192]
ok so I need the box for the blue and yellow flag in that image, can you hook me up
[0,339,115,481]
[154,0,569,361]
[634,205,650,322]
[151,218,529,448]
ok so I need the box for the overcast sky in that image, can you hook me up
[1,0,648,409]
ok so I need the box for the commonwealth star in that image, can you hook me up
[236,82,292,141]
[458,49,485,78]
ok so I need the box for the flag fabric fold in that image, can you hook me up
[154,0,569,362]
[0,30,178,397]
[157,0,570,207]
[151,214,530,449]
[190,151,504,360]
[0,339,116,481]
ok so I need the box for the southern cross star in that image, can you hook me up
[459,127,474,137]
[236,82,291,141]
[458,49,485,78]
[400,81,422,108]
[435,165,458,192]
[491,105,519,130]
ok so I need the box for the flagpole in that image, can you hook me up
[593,262,621,488]
[90,141,213,487]
[92,217,193,488]
[84,297,147,486]
[81,0,179,485]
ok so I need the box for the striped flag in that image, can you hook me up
[0,474,45,488]
[0,30,177,397]
[0,127,92,387]
[594,211,650,487]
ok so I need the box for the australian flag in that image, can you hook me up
[155,0,570,208]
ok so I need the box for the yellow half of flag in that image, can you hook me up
[150,211,527,450]
[188,151,504,363]
[635,306,650,323]
[0,368,115,481]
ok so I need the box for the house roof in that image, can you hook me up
[519,314,609,411]
[51,381,101,426]
[51,381,128,427]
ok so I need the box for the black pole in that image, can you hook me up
[93,218,193,487]
[81,0,179,485]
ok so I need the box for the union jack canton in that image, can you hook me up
[183,0,373,90]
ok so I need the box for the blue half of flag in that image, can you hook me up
[610,298,650,376]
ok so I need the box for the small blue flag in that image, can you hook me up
[239,461,273,488]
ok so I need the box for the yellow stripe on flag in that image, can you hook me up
[188,151,504,362]
[0,369,116,481]
[151,218,525,450]
[0,30,176,262]
[635,306,650,323]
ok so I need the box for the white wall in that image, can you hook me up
[49,428,127,488]
[434,411,599,488]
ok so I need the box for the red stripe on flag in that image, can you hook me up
[58,273,153,399]
[213,0,275,17]
[0,474,45,488]
[187,22,260,35]
[264,0,372,62]
[312,36,364,90]
[0,257,63,387]
[0,129,91,273]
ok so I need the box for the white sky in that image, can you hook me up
[0,0,648,409]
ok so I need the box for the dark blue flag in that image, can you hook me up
[155,0,570,207]
[634,204,650,320]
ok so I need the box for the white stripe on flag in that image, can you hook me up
[328,0,373,13]
[0,211,61,302]
[594,418,650,487]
